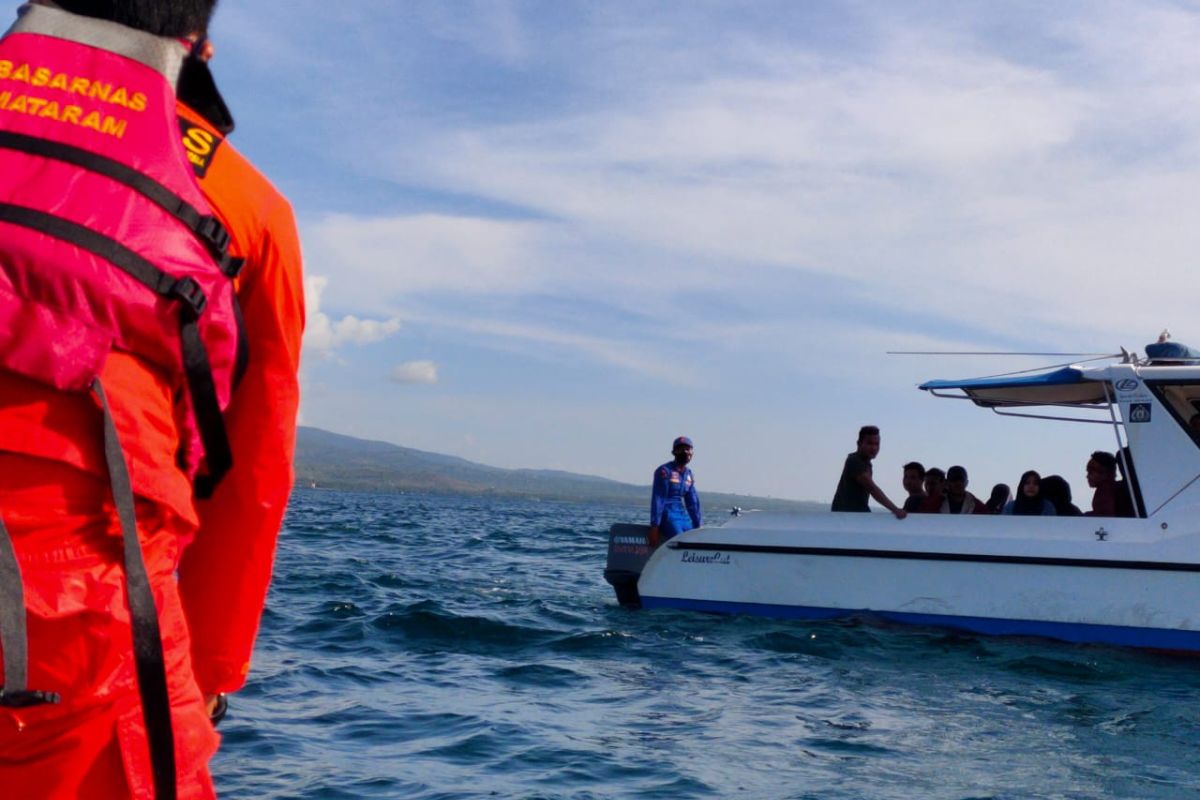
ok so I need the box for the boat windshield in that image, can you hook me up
[1145,379,1200,447]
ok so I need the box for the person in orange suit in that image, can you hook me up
[0,1,304,797]
[176,48,305,729]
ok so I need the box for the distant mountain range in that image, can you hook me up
[294,426,822,513]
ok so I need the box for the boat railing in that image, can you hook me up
[1101,382,1143,518]
[924,389,1114,424]
[989,407,1113,425]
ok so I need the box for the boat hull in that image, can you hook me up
[640,597,1200,651]
[621,511,1200,652]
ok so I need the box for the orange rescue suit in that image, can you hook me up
[175,102,305,698]
[0,101,304,798]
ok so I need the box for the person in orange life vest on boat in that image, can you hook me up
[649,437,702,547]
[0,1,304,798]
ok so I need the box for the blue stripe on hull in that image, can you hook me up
[639,596,1200,652]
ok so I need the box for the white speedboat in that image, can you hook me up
[604,340,1200,652]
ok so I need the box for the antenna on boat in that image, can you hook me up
[887,351,1115,357]
[889,351,1125,382]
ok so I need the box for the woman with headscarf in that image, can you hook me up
[1002,470,1057,516]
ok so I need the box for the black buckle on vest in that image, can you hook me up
[0,688,61,707]
[170,277,208,317]
[196,215,231,256]
[219,254,245,279]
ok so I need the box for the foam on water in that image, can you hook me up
[212,490,1200,799]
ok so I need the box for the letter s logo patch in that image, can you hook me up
[178,117,221,178]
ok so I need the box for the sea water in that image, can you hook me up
[212,489,1200,799]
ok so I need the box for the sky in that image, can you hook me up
[204,0,1200,504]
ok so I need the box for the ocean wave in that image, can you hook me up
[213,490,1200,800]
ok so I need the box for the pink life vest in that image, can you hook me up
[0,5,242,494]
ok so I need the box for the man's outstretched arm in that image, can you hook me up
[857,472,907,519]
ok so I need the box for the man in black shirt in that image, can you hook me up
[831,425,907,518]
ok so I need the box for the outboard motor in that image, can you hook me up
[603,523,654,608]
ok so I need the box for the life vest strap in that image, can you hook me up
[231,291,250,385]
[0,131,235,268]
[0,688,61,707]
[180,314,233,498]
[0,516,61,707]
[95,379,177,800]
[0,201,199,301]
[0,517,27,696]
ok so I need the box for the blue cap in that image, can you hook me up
[673,436,694,450]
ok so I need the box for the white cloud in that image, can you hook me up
[303,276,402,360]
[390,360,439,385]
[369,20,1200,346]
[281,2,1200,386]
[223,1,1200,500]
[406,312,699,386]
[420,0,528,64]
[302,214,557,314]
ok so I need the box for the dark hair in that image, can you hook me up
[1042,475,1070,502]
[1089,450,1117,477]
[1041,475,1080,516]
[1115,448,1131,480]
[946,465,968,481]
[925,467,945,481]
[986,483,1011,514]
[1017,470,1040,489]
[903,461,925,477]
[55,0,218,37]
[857,425,879,443]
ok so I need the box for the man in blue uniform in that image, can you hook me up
[649,436,702,546]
